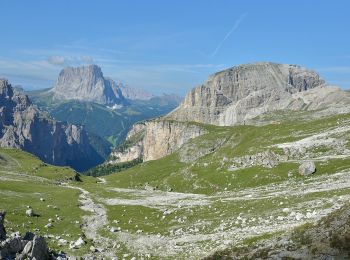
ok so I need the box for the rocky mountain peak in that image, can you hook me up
[52,64,125,105]
[167,62,345,126]
[51,64,156,104]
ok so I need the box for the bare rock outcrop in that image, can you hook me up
[0,211,6,241]
[0,79,104,171]
[0,213,50,260]
[108,120,207,163]
[168,62,350,126]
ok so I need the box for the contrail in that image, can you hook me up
[211,13,248,57]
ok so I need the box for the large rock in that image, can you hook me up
[299,161,316,175]
[0,79,104,171]
[167,62,350,126]
[0,211,6,240]
[30,236,49,259]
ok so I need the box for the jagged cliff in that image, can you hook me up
[0,79,104,171]
[167,62,350,125]
[108,120,206,164]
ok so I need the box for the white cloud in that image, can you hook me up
[48,55,66,65]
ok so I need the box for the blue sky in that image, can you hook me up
[0,0,349,95]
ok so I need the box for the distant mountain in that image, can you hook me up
[27,65,182,146]
[117,82,154,100]
[50,65,124,105]
[0,78,108,171]
[50,64,157,104]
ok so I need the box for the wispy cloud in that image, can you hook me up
[211,13,248,57]
[48,55,66,65]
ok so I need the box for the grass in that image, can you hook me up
[0,148,91,255]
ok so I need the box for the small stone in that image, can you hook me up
[299,161,316,176]
[58,238,68,245]
[282,208,290,213]
[26,209,34,217]
[44,223,53,229]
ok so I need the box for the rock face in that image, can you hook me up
[0,79,103,171]
[142,120,207,161]
[108,120,207,163]
[299,161,316,175]
[168,62,350,125]
[0,211,6,241]
[51,64,155,104]
[51,65,125,105]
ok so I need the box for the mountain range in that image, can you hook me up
[27,65,181,146]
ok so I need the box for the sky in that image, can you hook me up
[0,0,349,95]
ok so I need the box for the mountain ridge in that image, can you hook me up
[0,78,105,171]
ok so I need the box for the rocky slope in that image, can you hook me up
[168,62,350,125]
[205,202,350,260]
[0,79,104,171]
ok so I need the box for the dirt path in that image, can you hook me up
[62,184,115,258]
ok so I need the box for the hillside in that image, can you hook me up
[2,109,350,258]
[78,111,350,258]
[0,79,106,171]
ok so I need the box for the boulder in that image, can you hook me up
[299,161,316,175]
[0,211,6,240]
[30,236,49,260]
[25,209,34,217]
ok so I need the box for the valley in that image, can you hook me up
[1,109,350,259]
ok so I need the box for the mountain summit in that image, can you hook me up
[167,62,350,125]
[51,64,125,105]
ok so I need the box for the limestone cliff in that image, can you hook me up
[108,120,207,163]
[167,62,350,125]
[0,79,104,171]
